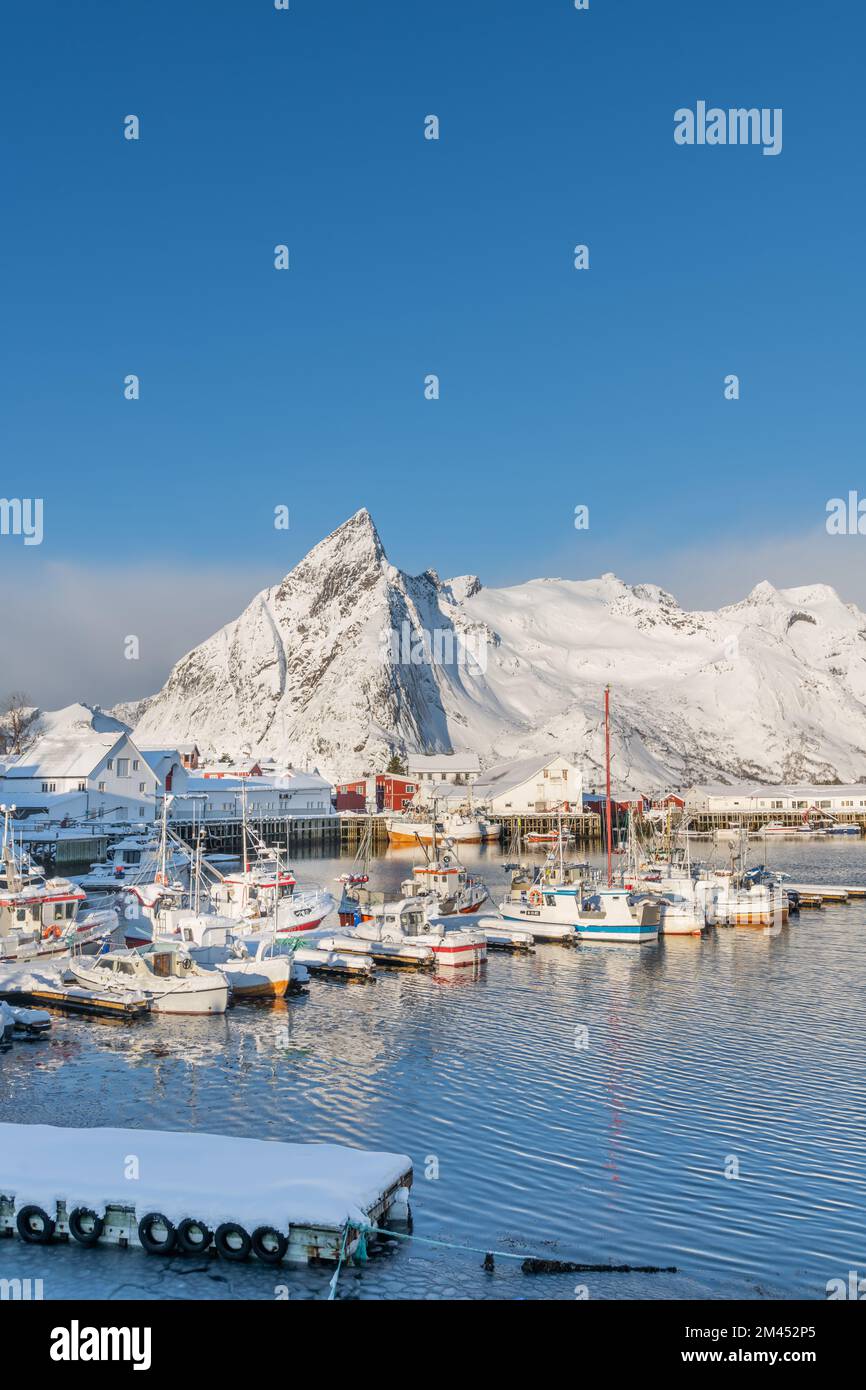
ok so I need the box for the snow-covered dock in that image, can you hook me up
[0,962,151,1020]
[787,883,865,901]
[0,1124,412,1266]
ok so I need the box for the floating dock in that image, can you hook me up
[0,984,151,1020]
[0,1124,412,1267]
[788,883,866,902]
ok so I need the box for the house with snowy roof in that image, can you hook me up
[0,727,160,823]
[406,753,481,785]
[470,755,583,815]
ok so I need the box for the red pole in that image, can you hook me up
[604,685,613,887]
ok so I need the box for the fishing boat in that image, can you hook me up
[211,864,333,935]
[385,811,500,847]
[401,852,487,916]
[209,790,334,933]
[0,808,112,962]
[152,916,300,999]
[68,944,230,1015]
[500,690,660,944]
[74,835,188,892]
[524,829,574,846]
[347,893,486,967]
[499,876,660,943]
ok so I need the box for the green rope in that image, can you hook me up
[327,1222,352,1300]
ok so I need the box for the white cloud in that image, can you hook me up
[0,559,272,711]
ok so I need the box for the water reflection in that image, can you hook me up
[1,840,865,1300]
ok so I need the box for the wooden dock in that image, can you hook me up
[172,814,341,858]
[0,985,151,1021]
[787,883,866,903]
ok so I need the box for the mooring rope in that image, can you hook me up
[327,1222,353,1300]
[355,1222,676,1275]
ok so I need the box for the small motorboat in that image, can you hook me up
[67,945,230,1015]
[153,915,300,999]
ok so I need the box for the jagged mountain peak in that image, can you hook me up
[130,516,866,789]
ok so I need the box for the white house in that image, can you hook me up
[0,729,160,823]
[166,770,335,822]
[407,753,481,785]
[471,755,583,815]
[685,782,866,815]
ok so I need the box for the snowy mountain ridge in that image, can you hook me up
[122,510,866,791]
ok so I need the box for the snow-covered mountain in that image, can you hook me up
[127,509,866,791]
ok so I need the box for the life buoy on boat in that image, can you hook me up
[529,889,542,907]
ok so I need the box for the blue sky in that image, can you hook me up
[2,0,864,705]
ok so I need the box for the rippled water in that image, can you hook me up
[2,840,865,1300]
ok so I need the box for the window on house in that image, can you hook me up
[138,807,145,817]
[132,759,139,770]
[116,759,129,777]
[78,781,86,792]
[98,782,106,792]
[107,760,113,770]
[139,783,145,792]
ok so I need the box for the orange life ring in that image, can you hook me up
[529,888,542,907]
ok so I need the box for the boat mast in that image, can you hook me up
[1,804,22,895]
[558,802,565,879]
[241,778,249,874]
[604,685,613,888]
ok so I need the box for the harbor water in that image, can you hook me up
[1,840,864,1301]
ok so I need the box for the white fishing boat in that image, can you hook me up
[524,829,574,846]
[209,795,334,933]
[399,845,488,918]
[74,835,188,892]
[212,862,334,935]
[0,807,112,962]
[152,915,301,999]
[499,877,660,943]
[712,874,787,927]
[348,894,486,967]
[68,944,230,1014]
[385,812,500,846]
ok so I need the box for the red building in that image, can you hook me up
[334,774,419,813]
[335,779,367,812]
[376,775,417,812]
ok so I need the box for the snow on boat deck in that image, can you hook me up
[0,1124,412,1237]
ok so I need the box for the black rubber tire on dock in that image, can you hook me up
[251,1226,288,1264]
[138,1212,177,1256]
[176,1218,213,1254]
[214,1222,252,1262]
[16,1205,55,1244]
[69,1207,104,1247]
